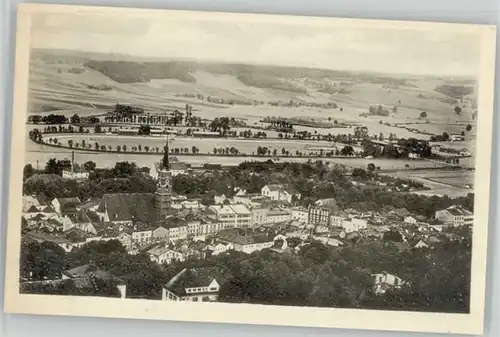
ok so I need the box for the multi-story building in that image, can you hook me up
[308,198,339,226]
[290,207,309,224]
[265,208,292,224]
[207,204,252,228]
[435,205,474,227]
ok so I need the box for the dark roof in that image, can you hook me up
[78,198,101,210]
[55,197,81,207]
[29,214,45,221]
[25,205,40,213]
[26,231,71,244]
[63,264,124,284]
[70,210,92,223]
[445,205,472,216]
[65,228,97,243]
[163,216,188,229]
[165,267,220,296]
[97,193,156,223]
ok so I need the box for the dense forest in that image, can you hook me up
[434,84,474,98]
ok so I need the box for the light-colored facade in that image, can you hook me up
[404,216,417,224]
[207,204,252,228]
[261,184,301,204]
[266,208,292,224]
[341,218,368,233]
[148,246,185,264]
[62,169,90,180]
[435,205,473,227]
[372,272,406,295]
[131,229,153,244]
[290,207,309,224]
[162,268,220,302]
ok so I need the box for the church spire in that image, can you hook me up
[162,134,170,170]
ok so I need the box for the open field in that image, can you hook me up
[28,50,477,142]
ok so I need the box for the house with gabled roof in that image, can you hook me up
[217,228,285,254]
[51,197,81,216]
[371,272,407,295]
[435,205,473,227]
[96,223,133,250]
[147,245,185,264]
[261,184,301,204]
[162,267,221,302]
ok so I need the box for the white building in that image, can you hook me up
[372,272,407,295]
[265,208,291,224]
[62,169,90,180]
[148,245,185,264]
[330,217,367,233]
[131,228,153,245]
[162,267,220,302]
[435,205,473,227]
[290,207,309,224]
[217,229,286,254]
[313,236,343,247]
[207,204,252,228]
[261,184,301,204]
[205,243,234,256]
[404,216,417,225]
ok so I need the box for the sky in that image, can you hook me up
[29,10,482,77]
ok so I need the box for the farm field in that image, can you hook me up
[27,50,477,144]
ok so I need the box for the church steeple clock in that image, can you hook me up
[156,136,173,223]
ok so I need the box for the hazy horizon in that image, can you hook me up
[30,11,482,78]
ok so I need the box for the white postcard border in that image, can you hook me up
[3,4,497,335]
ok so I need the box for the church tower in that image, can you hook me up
[156,137,173,223]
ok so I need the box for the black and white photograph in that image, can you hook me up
[3,4,497,335]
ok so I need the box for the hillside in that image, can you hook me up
[27,49,477,121]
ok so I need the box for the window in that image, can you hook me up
[209,287,217,291]
[192,297,198,302]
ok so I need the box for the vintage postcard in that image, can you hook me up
[3,3,497,335]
